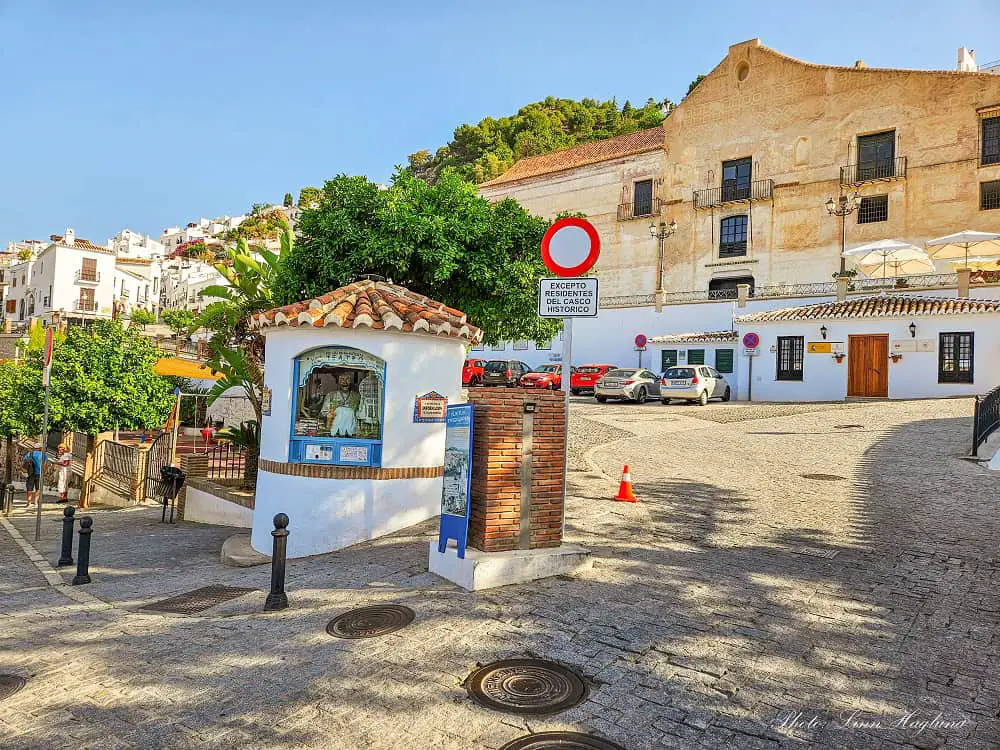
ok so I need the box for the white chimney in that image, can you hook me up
[958,48,977,72]
[64,228,75,246]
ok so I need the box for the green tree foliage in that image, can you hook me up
[686,75,706,96]
[161,309,196,338]
[223,204,290,243]
[0,360,40,489]
[283,192,294,207]
[408,96,672,184]
[276,171,561,346]
[297,186,323,207]
[129,309,155,327]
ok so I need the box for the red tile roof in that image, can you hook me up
[251,280,483,343]
[480,125,664,188]
[736,295,1000,323]
[49,234,114,255]
[649,331,737,343]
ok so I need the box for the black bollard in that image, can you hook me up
[57,506,76,567]
[263,513,289,611]
[72,516,93,585]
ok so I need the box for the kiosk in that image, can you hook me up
[248,281,482,558]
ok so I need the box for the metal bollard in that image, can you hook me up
[72,516,93,585]
[57,505,76,566]
[263,513,289,611]
[1,484,12,517]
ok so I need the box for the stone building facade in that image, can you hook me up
[480,40,1000,303]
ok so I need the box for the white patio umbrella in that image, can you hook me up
[843,239,934,279]
[947,256,1000,272]
[925,230,1000,268]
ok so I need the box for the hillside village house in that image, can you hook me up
[478,40,1000,399]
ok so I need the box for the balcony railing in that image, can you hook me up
[840,156,907,185]
[74,299,98,312]
[693,179,774,210]
[617,197,662,221]
[75,269,101,284]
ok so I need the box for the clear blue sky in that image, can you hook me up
[1,0,996,245]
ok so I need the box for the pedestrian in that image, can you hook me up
[56,443,73,503]
[22,443,45,510]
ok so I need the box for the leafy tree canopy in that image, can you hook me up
[162,309,196,337]
[0,360,41,438]
[686,74,706,96]
[129,308,156,326]
[297,186,323,207]
[222,204,290,243]
[275,171,561,346]
[283,192,294,207]
[408,96,672,184]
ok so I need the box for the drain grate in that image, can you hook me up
[790,546,840,559]
[141,585,257,615]
[800,473,846,481]
[326,604,415,639]
[0,675,27,701]
[466,658,588,716]
[500,732,627,750]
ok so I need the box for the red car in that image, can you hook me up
[519,364,568,390]
[571,363,618,395]
[462,358,486,386]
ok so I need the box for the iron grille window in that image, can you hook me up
[939,332,974,383]
[858,195,888,224]
[776,336,804,381]
[982,116,1000,166]
[981,180,1000,211]
[715,349,734,373]
[856,131,896,180]
[719,215,748,257]
[661,349,678,370]
[491,342,505,352]
[721,157,752,202]
[535,339,551,351]
[513,340,528,351]
[687,349,705,365]
[633,179,654,217]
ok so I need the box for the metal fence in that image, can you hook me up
[92,440,139,497]
[971,385,1000,456]
[693,179,774,210]
[207,442,247,481]
[144,433,173,501]
[840,156,907,185]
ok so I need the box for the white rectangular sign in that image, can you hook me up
[538,277,599,318]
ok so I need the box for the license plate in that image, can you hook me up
[604,381,621,387]
[670,380,689,387]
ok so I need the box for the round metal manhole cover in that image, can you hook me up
[800,473,846,481]
[0,675,26,701]
[325,604,415,639]
[500,732,627,750]
[465,658,588,715]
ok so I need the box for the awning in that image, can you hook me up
[153,357,221,380]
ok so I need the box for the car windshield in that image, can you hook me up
[484,361,508,373]
[606,369,636,379]
[534,365,560,373]
[663,367,695,379]
[578,366,605,373]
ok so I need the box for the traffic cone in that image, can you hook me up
[614,465,637,503]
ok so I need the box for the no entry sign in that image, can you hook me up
[540,217,601,277]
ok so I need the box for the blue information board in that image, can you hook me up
[437,403,474,558]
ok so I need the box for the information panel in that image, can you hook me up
[437,403,474,559]
[537,277,599,318]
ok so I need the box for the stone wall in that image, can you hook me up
[467,388,566,552]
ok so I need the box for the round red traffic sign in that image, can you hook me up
[742,332,760,348]
[540,217,601,277]
[634,334,647,348]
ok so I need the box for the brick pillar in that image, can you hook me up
[467,388,566,552]
[957,267,971,299]
[176,454,208,520]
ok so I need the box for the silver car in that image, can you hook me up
[660,366,731,406]
[595,368,661,403]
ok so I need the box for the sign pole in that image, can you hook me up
[36,327,53,541]
[560,318,573,536]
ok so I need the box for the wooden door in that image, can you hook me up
[848,335,889,397]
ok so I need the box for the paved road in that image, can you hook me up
[0,399,997,749]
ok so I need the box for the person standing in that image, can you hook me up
[22,444,45,510]
[56,443,72,503]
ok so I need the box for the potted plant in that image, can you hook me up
[891,353,903,363]
[833,353,846,363]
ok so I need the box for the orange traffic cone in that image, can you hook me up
[614,465,637,503]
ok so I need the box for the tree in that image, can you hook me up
[162,309,196,338]
[686,74,706,96]
[0,360,42,497]
[129,309,155,327]
[283,192,294,207]
[223,206,289,243]
[297,186,323,208]
[276,171,562,346]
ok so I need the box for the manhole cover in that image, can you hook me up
[141,585,257,615]
[0,675,26,701]
[833,424,864,429]
[325,604,415,639]
[799,473,846,481]
[465,658,588,715]
[500,732,627,750]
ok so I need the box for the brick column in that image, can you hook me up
[467,388,566,552]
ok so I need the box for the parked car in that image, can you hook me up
[462,358,486,386]
[660,366,731,405]
[482,359,531,387]
[571,363,617,395]
[520,364,570,390]
[594,368,661,403]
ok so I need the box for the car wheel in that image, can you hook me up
[634,387,647,404]
[661,398,671,405]
[698,390,709,406]
[596,396,608,403]
[722,387,731,402]
[571,389,580,396]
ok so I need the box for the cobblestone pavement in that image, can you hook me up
[1,399,998,749]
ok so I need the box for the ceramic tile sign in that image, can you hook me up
[414,391,448,423]
[437,403,474,559]
[261,385,272,416]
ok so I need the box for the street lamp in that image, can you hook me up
[826,192,860,276]
[649,219,679,302]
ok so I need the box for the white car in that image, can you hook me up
[660,366,731,405]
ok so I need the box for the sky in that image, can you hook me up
[0,0,997,246]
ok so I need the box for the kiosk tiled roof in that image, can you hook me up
[736,295,1000,323]
[251,280,483,343]
[649,331,737,343]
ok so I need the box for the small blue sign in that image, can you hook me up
[437,403,474,558]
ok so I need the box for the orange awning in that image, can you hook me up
[153,357,221,380]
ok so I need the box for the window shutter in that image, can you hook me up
[715,349,734,373]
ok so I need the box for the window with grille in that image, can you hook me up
[858,195,888,224]
[981,180,1000,211]
[719,215,748,257]
[982,116,1000,166]
[721,157,752,201]
[715,349,734,373]
[856,130,896,180]
[939,332,974,383]
[687,349,705,365]
[535,340,551,351]
[633,179,654,217]
[776,336,804,381]
[513,340,528,351]
[661,349,677,370]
